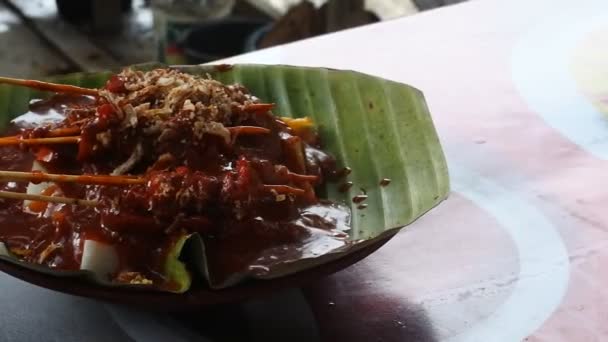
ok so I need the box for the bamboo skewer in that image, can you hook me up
[0,127,83,142]
[227,126,271,135]
[45,127,81,137]
[0,186,306,208]
[0,136,80,146]
[0,173,307,207]
[0,125,272,147]
[0,170,310,190]
[0,170,145,186]
[263,185,306,195]
[0,77,275,115]
[0,179,305,207]
[1,127,84,140]
[0,75,312,207]
[0,190,97,206]
[0,169,306,190]
[288,172,319,182]
[243,103,274,114]
[0,77,274,113]
[0,77,98,97]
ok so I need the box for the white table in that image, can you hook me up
[1,0,607,341]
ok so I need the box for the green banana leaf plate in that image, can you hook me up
[0,64,449,308]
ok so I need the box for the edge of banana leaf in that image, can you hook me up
[0,63,450,292]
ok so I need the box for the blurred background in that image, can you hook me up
[0,0,466,78]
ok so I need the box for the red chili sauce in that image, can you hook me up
[0,79,350,289]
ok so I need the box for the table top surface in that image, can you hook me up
[1,0,607,341]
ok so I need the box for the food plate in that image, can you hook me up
[0,64,449,306]
[0,231,395,310]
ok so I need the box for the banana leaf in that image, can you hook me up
[0,64,449,292]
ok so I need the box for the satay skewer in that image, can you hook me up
[0,74,275,114]
[0,77,98,97]
[0,185,304,208]
[0,190,97,207]
[0,180,305,209]
[227,126,270,135]
[45,127,82,137]
[0,136,80,146]
[263,185,306,195]
[0,186,304,209]
[0,76,276,116]
[287,172,319,182]
[0,170,145,186]
[0,170,312,193]
[242,103,274,114]
[0,125,273,148]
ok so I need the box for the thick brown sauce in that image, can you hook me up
[0,94,351,288]
[213,64,234,72]
[338,181,353,193]
[352,194,368,204]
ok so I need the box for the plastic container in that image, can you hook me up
[152,0,235,64]
[182,18,269,64]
